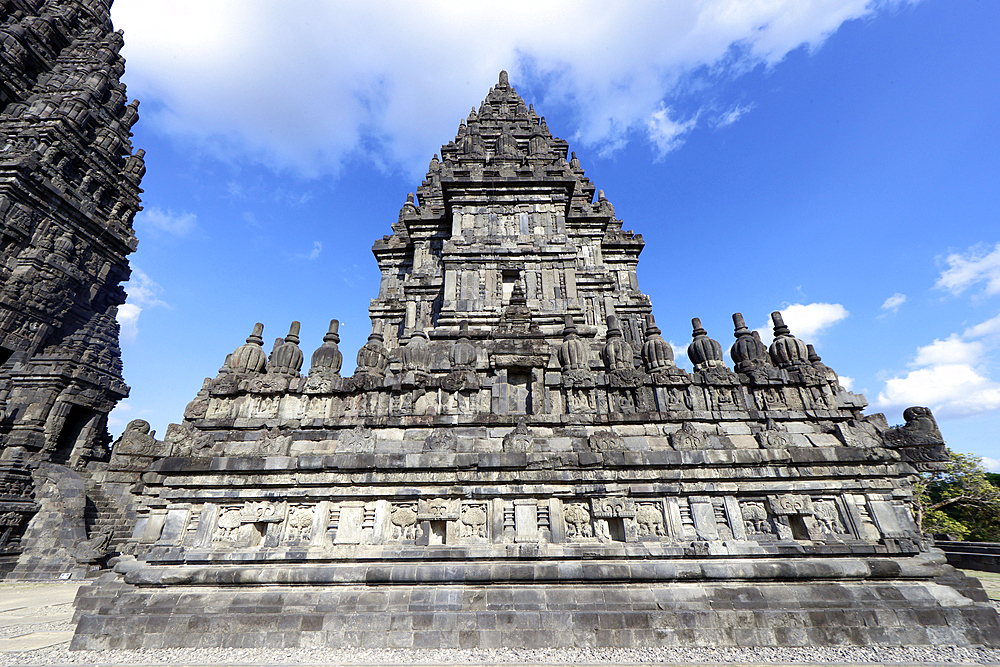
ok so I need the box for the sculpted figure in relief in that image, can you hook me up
[813,500,846,535]
[460,504,488,541]
[286,508,314,541]
[741,502,773,536]
[390,504,418,540]
[635,503,666,537]
[563,503,593,539]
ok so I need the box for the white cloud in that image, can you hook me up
[877,364,1000,418]
[880,292,907,313]
[647,106,698,157]
[876,313,1000,419]
[112,0,912,177]
[839,376,855,391]
[714,103,756,128]
[756,302,849,344]
[964,313,1000,339]
[116,303,141,343]
[670,342,690,369]
[116,268,168,343]
[136,206,197,237]
[983,456,1000,473]
[912,335,983,367]
[935,242,1000,297]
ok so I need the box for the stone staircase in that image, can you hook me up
[80,468,137,556]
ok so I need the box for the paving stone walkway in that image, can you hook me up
[0,581,80,654]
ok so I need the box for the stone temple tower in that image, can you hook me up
[0,0,143,576]
[70,72,1000,649]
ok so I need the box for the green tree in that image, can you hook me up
[915,449,1000,540]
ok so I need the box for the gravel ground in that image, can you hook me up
[3,645,1000,666]
[0,617,74,639]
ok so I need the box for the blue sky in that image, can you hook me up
[108,0,1000,470]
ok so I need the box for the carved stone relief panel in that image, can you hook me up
[566,387,595,414]
[756,387,787,411]
[562,502,593,540]
[756,427,792,449]
[284,506,315,544]
[460,502,489,542]
[588,430,625,452]
[656,387,692,412]
[388,502,418,541]
[669,422,707,450]
[705,386,740,412]
[609,389,637,414]
[740,500,776,539]
[338,426,375,453]
[812,498,849,538]
[633,501,666,539]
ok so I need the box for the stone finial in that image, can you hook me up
[310,319,343,376]
[641,314,674,373]
[687,317,724,371]
[226,323,267,373]
[498,70,509,87]
[768,311,809,369]
[807,344,821,364]
[355,327,389,377]
[730,312,770,373]
[450,320,476,370]
[401,329,431,374]
[268,322,304,375]
[570,152,581,170]
[807,343,841,385]
[602,315,633,371]
[558,314,589,371]
[399,193,418,220]
[53,231,74,259]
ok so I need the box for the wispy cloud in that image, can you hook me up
[297,241,323,261]
[935,242,1000,297]
[880,292,907,314]
[714,103,755,128]
[112,0,914,177]
[116,268,168,343]
[647,105,699,158]
[136,206,197,237]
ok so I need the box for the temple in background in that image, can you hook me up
[0,0,144,577]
